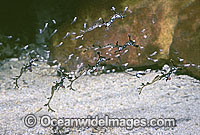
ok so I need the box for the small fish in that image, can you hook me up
[93,67,97,71]
[52,19,56,24]
[42,22,48,33]
[147,57,152,60]
[111,6,116,11]
[83,23,87,29]
[27,67,32,72]
[106,70,111,73]
[125,68,133,72]
[149,51,157,57]
[30,50,35,53]
[145,69,151,73]
[50,29,58,37]
[105,22,112,27]
[94,48,99,51]
[56,42,63,47]
[76,57,79,61]
[128,9,133,13]
[39,29,42,34]
[72,32,76,35]
[122,49,128,55]
[52,60,57,64]
[8,36,12,39]
[75,35,83,40]
[43,45,47,48]
[144,35,147,39]
[153,59,158,62]
[112,69,116,72]
[63,32,70,39]
[123,6,128,14]
[46,53,50,59]
[122,63,129,67]
[68,54,74,60]
[98,17,102,21]
[141,29,146,33]
[184,64,190,67]
[115,54,121,58]
[71,17,77,24]
[93,57,98,61]
[136,72,145,78]
[124,6,128,12]
[16,38,20,42]
[152,19,156,24]
[77,62,83,69]
[177,57,184,62]
[23,45,29,50]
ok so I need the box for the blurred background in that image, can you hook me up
[0,0,101,60]
[0,0,120,60]
[0,0,199,79]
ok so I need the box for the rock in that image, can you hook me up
[49,0,198,76]
[9,58,18,62]
[169,0,200,79]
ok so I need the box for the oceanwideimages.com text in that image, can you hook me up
[24,114,176,129]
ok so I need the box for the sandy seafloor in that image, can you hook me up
[0,59,199,135]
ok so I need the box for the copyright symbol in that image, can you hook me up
[24,114,37,128]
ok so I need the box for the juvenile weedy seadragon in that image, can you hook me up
[138,59,182,94]
[14,58,38,88]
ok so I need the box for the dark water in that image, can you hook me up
[0,0,121,60]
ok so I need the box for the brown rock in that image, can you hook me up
[169,0,200,79]
[49,0,198,75]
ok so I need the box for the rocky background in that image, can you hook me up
[49,0,200,79]
[0,0,199,79]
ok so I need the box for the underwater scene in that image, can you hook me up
[0,0,199,134]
